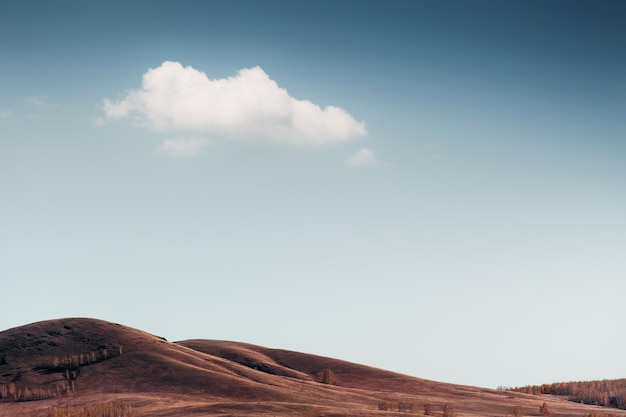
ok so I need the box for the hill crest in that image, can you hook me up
[1,318,622,417]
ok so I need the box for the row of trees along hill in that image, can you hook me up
[0,345,123,402]
[46,402,133,417]
[508,379,626,409]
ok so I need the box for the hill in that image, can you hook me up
[0,318,623,417]
[510,379,626,410]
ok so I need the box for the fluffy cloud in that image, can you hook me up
[345,147,380,168]
[103,61,366,149]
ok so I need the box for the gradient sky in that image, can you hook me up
[1,1,625,389]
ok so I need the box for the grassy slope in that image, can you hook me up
[0,318,623,417]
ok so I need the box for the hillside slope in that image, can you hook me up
[0,318,622,417]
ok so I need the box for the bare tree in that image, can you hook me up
[539,402,554,415]
[443,403,457,417]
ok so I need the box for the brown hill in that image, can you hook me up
[0,318,622,417]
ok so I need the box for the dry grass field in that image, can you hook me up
[0,318,623,417]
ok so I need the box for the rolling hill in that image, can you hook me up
[0,318,621,417]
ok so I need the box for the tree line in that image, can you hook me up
[0,381,71,401]
[507,379,626,409]
[46,402,133,417]
[0,345,123,402]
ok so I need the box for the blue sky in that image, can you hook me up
[1,1,625,388]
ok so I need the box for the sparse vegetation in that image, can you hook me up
[46,402,132,417]
[512,405,525,417]
[377,400,415,412]
[540,402,554,415]
[583,413,621,417]
[0,345,122,402]
[320,368,336,385]
[0,381,72,401]
[397,400,415,412]
[443,403,457,417]
[37,345,123,374]
[510,379,626,410]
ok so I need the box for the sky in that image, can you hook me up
[1,0,625,389]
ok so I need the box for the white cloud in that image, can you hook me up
[158,137,209,158]
[345,147,380,168]
[0,110,12,118]
[103,61,366,152]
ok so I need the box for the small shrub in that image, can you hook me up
[443,403,457,417]
[540,402,554,415]
[513,405,525,417]
[320,368,336,385]
[398,401,415,412]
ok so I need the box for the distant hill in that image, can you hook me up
[1,318,624,417]
[509,379,626,410]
